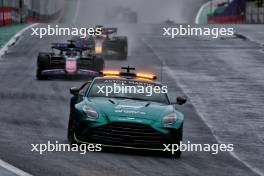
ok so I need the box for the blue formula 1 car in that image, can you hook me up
[36,40,105,80]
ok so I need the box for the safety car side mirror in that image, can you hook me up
[70,87,80,96]
[176,96,187,105]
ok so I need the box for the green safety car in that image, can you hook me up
[67,67,186,157]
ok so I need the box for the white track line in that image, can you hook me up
[142,38,264,176]
[258,49,264,54]
[0,159,32,176]
[0,24,38,176]
[195,1,211,24]
[0,23,39,59]
[73,0,81,24]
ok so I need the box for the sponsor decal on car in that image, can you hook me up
[65,60,77,73]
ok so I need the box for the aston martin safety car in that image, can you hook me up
[67,67,186,157]
[36,40,105,80]
[73,27,128,60]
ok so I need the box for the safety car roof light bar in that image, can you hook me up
[100,66,157,80]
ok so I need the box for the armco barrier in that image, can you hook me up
[208,15,245,24]
[0,7,12,25]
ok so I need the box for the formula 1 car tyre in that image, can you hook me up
[36,53,50,80]
[94,57,105,72]
[118,37,128,60]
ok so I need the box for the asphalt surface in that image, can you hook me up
[0,0,263,176]
[143,24,264,176]
[0,24,262,176]
[65,0,207,24]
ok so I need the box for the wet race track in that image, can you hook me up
[0,0,264,175]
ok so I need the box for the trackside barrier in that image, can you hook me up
[246,2,264,24]
[26,10,61,23]
[0,7,12,25]
[0,0,65,25]
[208,15,245,23]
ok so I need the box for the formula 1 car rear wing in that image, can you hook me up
[101,28,118,35]
[51,40,92,52]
